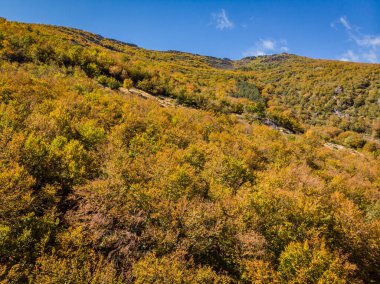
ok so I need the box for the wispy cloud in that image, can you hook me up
[339,50,359,62]
[333,16,380,63]
[362,52,378,62]
[339,16,352,30]
[212,9,234,30]
[243,39,289,57]
[355,35,380,49]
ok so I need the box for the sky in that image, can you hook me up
[1,0,380,62]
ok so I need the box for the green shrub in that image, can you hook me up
[278,239,357,283]
[337,131,366,149]
[97,75,121,90]
[123,77,133,89]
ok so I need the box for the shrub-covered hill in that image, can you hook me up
[0,18,379,283]
[1,18,380,137]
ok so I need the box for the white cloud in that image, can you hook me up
[339,16,352,30]
[355,35,380,49]
[262,39,275,50]
[212,9,234,30]
[363,52,378,63]
[280,46,290,52]
[339,50,359,62]
[334,16,380,63]
[243,39,289,57]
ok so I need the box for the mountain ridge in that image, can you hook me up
[4,16,380,66]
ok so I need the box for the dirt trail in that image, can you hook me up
[120,87,177,108]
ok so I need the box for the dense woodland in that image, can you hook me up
[0,18,380,283]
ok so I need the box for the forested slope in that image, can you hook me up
[0,18,379,283]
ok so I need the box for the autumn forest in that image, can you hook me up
[0,18,380,283]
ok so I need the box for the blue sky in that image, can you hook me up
[1,0,380,62]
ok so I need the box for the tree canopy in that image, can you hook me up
[0,19,379,283]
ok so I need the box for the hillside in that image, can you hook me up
[0,18,379,283]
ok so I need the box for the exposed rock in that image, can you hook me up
[324,142,362,155]
[333,108,349,118]
[205,56,234,69]
[261,53,293,63]
[334,85,344,94]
